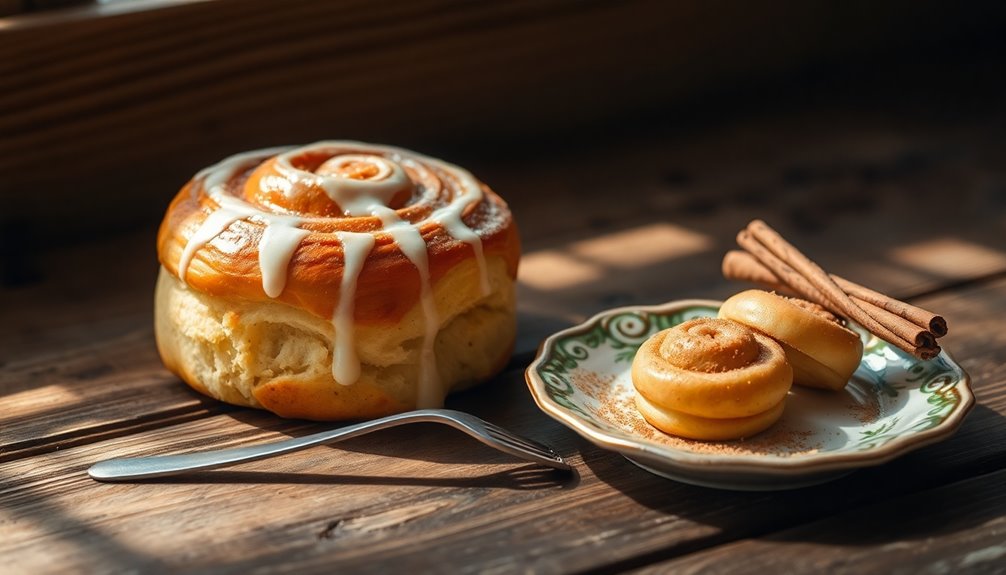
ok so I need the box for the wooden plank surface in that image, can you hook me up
[2,270,1005,573]
[635,469,1006,575]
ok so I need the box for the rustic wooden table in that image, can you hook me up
[3,108,1006,573]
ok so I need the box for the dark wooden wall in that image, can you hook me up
[2,0,1005,243]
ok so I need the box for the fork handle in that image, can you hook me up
[88,410,446,482]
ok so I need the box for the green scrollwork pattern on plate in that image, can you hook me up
[855,353,963,450]
[910,356,962,428]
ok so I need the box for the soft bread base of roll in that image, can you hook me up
[635,393,786,441]
[154,257,515,420]
[719,290,864,391]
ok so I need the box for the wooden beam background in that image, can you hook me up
[2,0,1004,241]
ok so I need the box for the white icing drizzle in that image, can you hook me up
[274,151,409,217]
[179,141,496,408]
[178,207,248,282]
[441,217,490,295]
[372,205,442,407]
[332,232,376,386]
[195,146,293,197]
[256,215,310,298]
[179,193,309,300]
[431,170,490,296]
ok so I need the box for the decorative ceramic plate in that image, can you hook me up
[525,299,974,490]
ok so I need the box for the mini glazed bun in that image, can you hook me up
[631,318,792,440]
[155,141,520,420]
[718,290,864,391]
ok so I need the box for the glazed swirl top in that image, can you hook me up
[158,141,519,320]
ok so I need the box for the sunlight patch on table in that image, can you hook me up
[889,238,1006,278]
[2,383,83,415]
[518,252,601,290]
[520,223,712,290]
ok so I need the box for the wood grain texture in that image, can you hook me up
[0,323,1001,575]
[634,469,1006,575]
[2,276,1005,573]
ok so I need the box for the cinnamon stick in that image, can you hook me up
[832,277,947,337]
[723,250,939,349]
[736,223,941,360]
[723,249,945,338]
[722,249,785,288]
[724,244,831,305]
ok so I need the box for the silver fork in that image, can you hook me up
[88,409,571,481]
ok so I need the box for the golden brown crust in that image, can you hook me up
[631,318,792,440]
[718,290,864,391]
[157,144,520,322]
[252,376,409,421]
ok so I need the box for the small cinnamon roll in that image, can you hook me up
[631,318,792,440]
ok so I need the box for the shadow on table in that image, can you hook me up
[216,409,579,492]
[222,372,567,455]
[119,463,575,491]
[578,402,1004,568]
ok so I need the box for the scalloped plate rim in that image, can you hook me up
[524,298,975,477]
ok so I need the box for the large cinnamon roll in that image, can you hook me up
[155,142,520,420]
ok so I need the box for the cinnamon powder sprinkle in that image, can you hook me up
[575,369,615,401]
[844,380,882,424]
[783,295,842,325]
[576,369,823,457]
